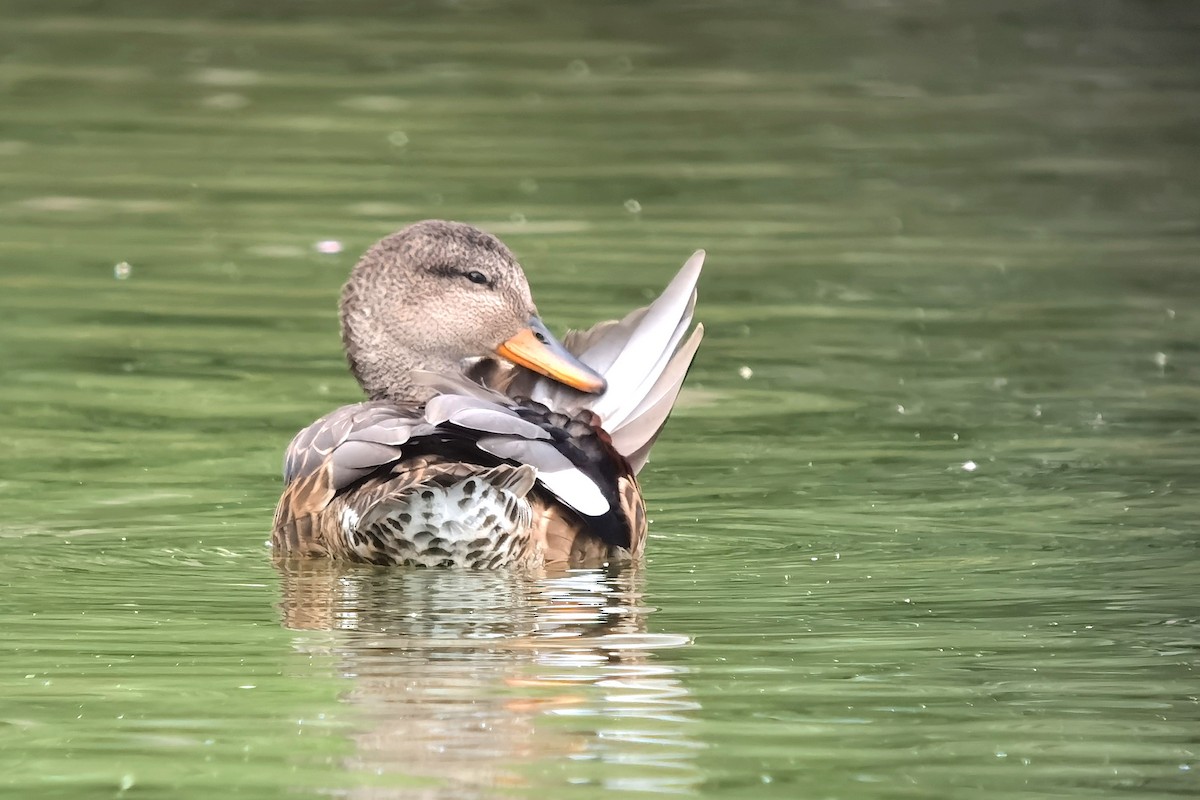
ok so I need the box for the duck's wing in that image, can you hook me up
[507,250,705,473]
[272,395,639,558]
[274,401,426,556]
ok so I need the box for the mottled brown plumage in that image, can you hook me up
[272,220,704,568]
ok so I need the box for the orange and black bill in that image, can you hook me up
[495,316,607,394]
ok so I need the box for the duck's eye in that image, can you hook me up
[465,270,489,285]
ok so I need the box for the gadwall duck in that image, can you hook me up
[272,220,703,568]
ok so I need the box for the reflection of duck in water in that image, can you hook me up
[272,220,703,568]
[277,560,702,797]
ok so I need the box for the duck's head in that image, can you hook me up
[340,219,607,403]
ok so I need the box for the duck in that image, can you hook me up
[272,219,704,568]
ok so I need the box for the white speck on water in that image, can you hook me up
[896,404,906,415]
[113,262,132,280]
[314,240,344,255]
[1165,308,1176,320]
[387,130,409,147]
[952,432,959,441]
[1154,352,1167,369]
[1091,413,1105,427]
[239,684,256,689]
[624,198,642,214]
[119,774,135,792]
[1033,404,1042,418]
[738,365,753,380]
[961,460,978,472]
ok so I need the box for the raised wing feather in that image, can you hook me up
[513,251,705,473]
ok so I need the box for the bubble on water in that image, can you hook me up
[961,460,978,472]
[113,262,132,280]
[624,198,642,214]
[738,365,753,380]
[387,130,409,147]
[313,240,344,255]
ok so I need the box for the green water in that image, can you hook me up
[2,1,1198,797]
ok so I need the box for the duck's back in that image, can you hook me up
[272,396,645,567]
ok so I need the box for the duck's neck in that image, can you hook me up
[341,317,461,405]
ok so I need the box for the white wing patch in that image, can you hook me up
[475,436,611,517]
[535,467,611,517]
